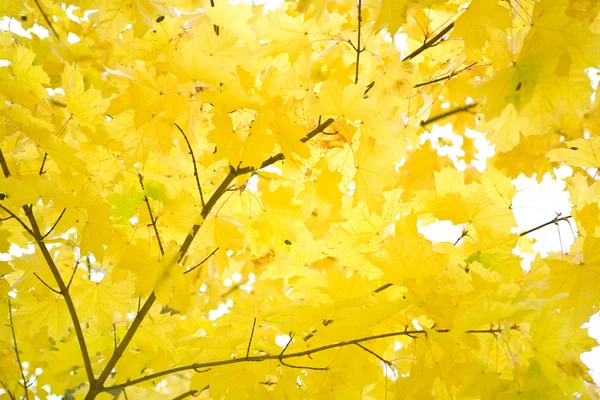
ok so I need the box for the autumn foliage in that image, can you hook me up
[1,0,600,398]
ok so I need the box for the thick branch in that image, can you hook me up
[520,215,573,237]
[102,327,506,391]
[0,150,95,384]
[174,123,205,207]
[7,300,29,400]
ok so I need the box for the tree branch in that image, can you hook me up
[138,173,165,256]
[171,390,199,400]
[183,247,218,275]
[279,335,328,370]
[7,300,29,400]
[420,103,478,126]
[414,62,477,89]
[0,205,35,238]
[86,116,340,398]
[354,343,394,369]
[364,21,456,96]
[402,21,455,61]
[355,0,363,85]
[246,318,257,358]
[33,272,61,294]
[174,123,205,207]
[39,153,48,175]
[300,118,335,143]
[101,327,507,391]
[32,0,61,39]
[520,215,573,237]
[23,205,96,383]
[0,149,95,386]
[0,379,16,400]
[41,208,66,240]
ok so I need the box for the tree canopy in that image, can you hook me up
[1,0,600,398]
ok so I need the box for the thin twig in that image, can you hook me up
[66,260,80,290]
[138,173,165,256]
[354,343,394,368]
[520,215,572,237]
[8,300,29,399]
[41,208,66,240]
[0,380,16,400]
[420,103,478,126]
[102,326,509,391]
[32,0,60,39]
[174,123,205,207]
[39,153,48,175]
[0,150,11,177]
[0,205,35,237]
[402,21,455,61]
[183,247,218,275]
[414,62,477,88]
[279,334,329,370]
[171,390,199,400]
[246,318,257,357]
[372,283,393,294]
[355,0,363,85]
[33,272,61,294]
